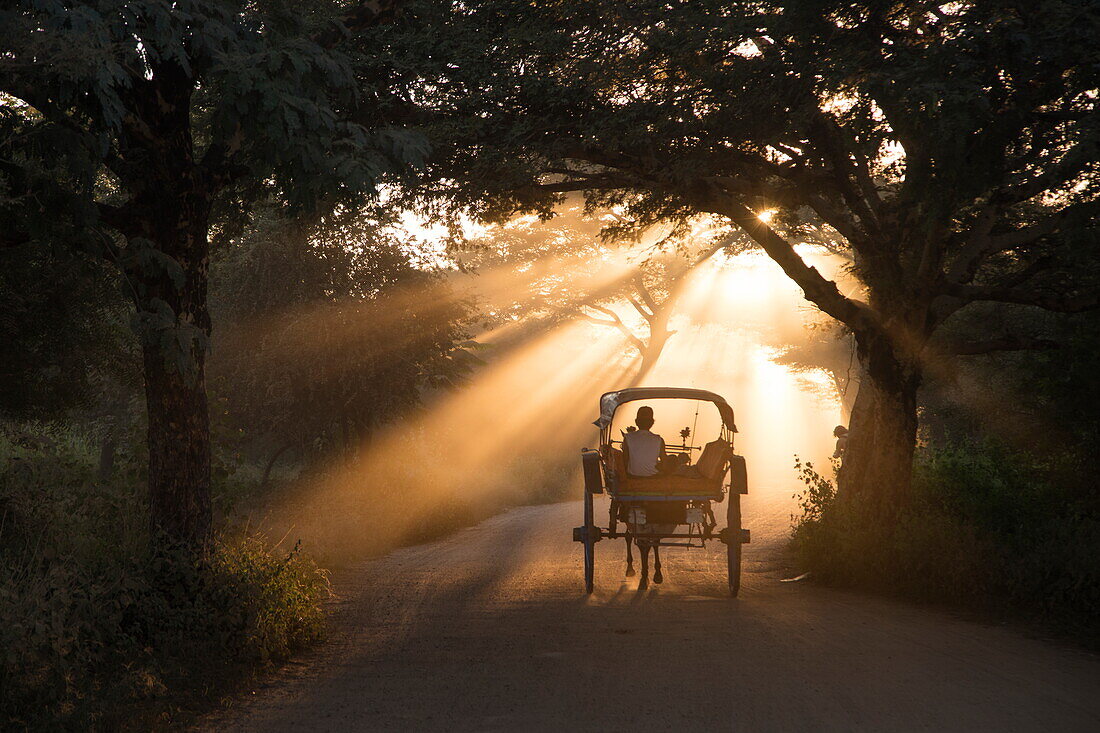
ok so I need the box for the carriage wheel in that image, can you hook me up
[726,490,742,597]
[583,487,596,594]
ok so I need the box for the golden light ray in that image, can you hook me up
[635,249,848,497]
[225,245,645,369]
[641,325,840,497]
[265,316,637,561]
[256,243,853,561]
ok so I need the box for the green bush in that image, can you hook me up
[791,444,1100,636]
[1,538,328,729]
[0,424,329,730]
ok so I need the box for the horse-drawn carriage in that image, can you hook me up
[572,387,749,595]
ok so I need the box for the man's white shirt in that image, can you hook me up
[623,429,664,476]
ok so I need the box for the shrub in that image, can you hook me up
[0,424,329,730]
[1,535,328,730]
[790,444,1100,635]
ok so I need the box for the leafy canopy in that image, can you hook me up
[389,0,1100,347]
[0,0,426,246]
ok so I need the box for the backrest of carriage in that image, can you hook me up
[587,387,739,500]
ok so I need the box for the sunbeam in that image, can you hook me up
[250,239,856,561]
[265,316,636,560]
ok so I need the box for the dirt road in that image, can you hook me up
[202,492,1100,732]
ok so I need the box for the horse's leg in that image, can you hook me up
[653,544,663,584]
[625,533,635,577]
[638,542,650,590]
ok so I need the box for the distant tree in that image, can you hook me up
[450,204,612,330]
[0,244,134,419]
[399,0,1100,513]
[0,0,419,545]
[456,204,745,381]
[578,235,737,383]
[210,204,477,469]
[0,241,142,479]
[772,320,860,422]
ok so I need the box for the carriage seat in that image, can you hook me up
[606,439,730,497]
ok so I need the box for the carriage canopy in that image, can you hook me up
[594,387,737,432]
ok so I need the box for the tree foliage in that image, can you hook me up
[454,202,750,379]
[0,243,135,418]
[390,0,1100,508]
[210,204,477,458]
[0,0,419,543]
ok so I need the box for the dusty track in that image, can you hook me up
[200,492,1100,732]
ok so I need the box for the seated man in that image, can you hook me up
[622,405,666,476]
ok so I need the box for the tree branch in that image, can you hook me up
[700,194,880,334]
[807,114,883,233]
[313,0,404,49]
[946,204,999,284]
[95,202,137,240]
[947,335,1060,355]
[999,131,1100,205]
[750,32,883,231]
[998,199,1100,246]
[706,160,867,246]
[943,283,1100,313]
[947,198,1100,285]
[631,274,657,315]
[580,305,645,351]
[626,295,653,322]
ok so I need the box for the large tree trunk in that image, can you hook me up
[837,332,921,514]
[143,331,212,545]
[113,66,218,549]
[132,189,215,548]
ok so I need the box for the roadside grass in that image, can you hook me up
[790,444,1100,644]
[0,424,328,730]
[1,421,578,729]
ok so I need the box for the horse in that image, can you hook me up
[624,522,674,589]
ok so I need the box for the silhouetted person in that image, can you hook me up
[623,405,666,476]
[832,425,849,459]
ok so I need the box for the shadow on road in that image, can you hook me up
[201,500,1100,733]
